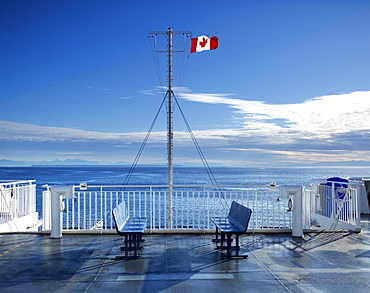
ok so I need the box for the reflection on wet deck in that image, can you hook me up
[0,215,369,292]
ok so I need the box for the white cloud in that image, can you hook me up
[118,96,134,100]
[230,148,370,164]
[0,120,164,143]
[2,90,370,148]
[179,90,370,142]
[2,90,370,165]
[141,88,160,95]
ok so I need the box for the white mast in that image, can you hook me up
[167,27,174,188]
[148,28,191,228]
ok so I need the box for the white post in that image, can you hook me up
[279,185,303,238]
[50,190,62,238]
[42,187,51,231]
[50,186,73,239]
[292,188,303,237]
[354,186,361,232]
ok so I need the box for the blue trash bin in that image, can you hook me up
[326,177,348,218]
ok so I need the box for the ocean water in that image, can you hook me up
[2,165,370,215]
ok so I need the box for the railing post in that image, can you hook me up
[279,185,303,237]
[50,186,73,238]
[42,187,51,231]
[150,186,153,232]
[331,183,335,219]
[354,187,361,232]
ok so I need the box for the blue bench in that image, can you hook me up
[112,201,147,259]
[211,201,252,259]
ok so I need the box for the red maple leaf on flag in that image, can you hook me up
[199,37,208,48]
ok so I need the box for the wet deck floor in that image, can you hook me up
[0,216,369,293]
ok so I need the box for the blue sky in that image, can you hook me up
[1,0,370,167]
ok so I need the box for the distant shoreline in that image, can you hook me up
[1,165,370,169]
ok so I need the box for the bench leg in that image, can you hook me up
[132,233,138,257]
[218,232,226,248]
[223,234,248,259]
[212,226,221,243]
[115,233,143,260]
[215,230,234,248]
[217,232,233,249]
[115,234,130,259]
[120,233,144,251]
[226,233,232,258]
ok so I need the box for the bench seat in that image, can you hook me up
[112,202,147,259]
[211,201,252,259]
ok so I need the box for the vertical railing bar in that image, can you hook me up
[144,191,147,221]
[270,190,274,228]
[72,192,75,230]
[83,191,86,230]
[103,188,106,230]
[95,191,98,227]
[163,191,166,229]
[109,191,113,230]
[152,189,155,230]
[100,191,103,231]
[163,191,165,229]
[182,190,185,229]
[191,191,194,229]
[173,191,177,229]
[133,191,136,217]
[150,188,153,231]
[190,191,193,230]
[157,191,160,229]
[66,197,70,230]
[138,191,140,217]
[89,191,92,230]
[206,189,209,230]
[196,191,199,229]
[77,192,80,230]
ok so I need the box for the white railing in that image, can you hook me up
[0,180,36,225]
[43,185,292,232]
[304,181,360,231]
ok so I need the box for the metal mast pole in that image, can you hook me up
[148,28,191,228]
[167,28,174,189]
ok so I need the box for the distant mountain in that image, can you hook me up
[0,159,33,166]
[1,158,370,168]
[34,159,102,166]
[309,160,370,167]
[0,159,130,167]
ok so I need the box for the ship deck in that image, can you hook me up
[0,215,369,293]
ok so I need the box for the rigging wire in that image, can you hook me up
[124,36,168,185]
[148,36,166,97]
[172,94,217,184]
[175,35,190,98]
[173,93,228,208]
[123,93,167,185]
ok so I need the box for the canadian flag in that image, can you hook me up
[190,35,219,53]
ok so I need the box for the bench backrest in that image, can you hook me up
[112,201,128,231]
[227,201,252,232]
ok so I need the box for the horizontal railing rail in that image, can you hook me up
[44,184,292,232]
